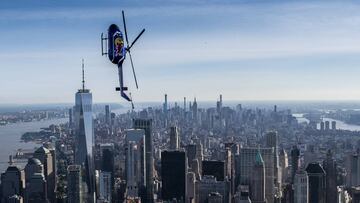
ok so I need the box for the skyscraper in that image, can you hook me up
[346,151,360,187]
[133,119,154,203]
[186,144,197,168]
[250,151,266,203]
[24,158,43,187]
[110,113,116,127]
[320,121,325,131]
[24,158,45,202]
[219,94,223,107]
[305,163,326,203]
[1,164,24,203]
[99,143,115,200]
[164,94,168,113]
[183,97,187,112]
[323,150,337,203]
[192,97,198,122]
[33,146,54,202]
[331,121,336,130]
[69,108,73,127]
[325,121,330,130]
[223,146,235,196]
[161,151,187,202]
[26,173,47,203]
[163,94,168,125]
[190,158,200,180]
[235,147,274,203]
[125,129,146,199]
[186,172,196,203]
[74,60,94,202]
[98,171,112,203]
[46,145,56,190]
[279,149,288,184]
[346,152,360,187]
[105,105,111,125]
[196,141,204,172]
[100,144,115,174]
[294,169,308,203]
[67,165,82,203]
[291,146,300,183]
[218,94,223,120]
[265,131,280,187]
[169,126,180,150]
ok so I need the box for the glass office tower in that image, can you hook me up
[74,62,94,202]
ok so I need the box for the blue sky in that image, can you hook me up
[1,0,360,104]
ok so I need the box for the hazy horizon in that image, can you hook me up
[3,99,360,114]
[4,99,360,105]
[2,0,360,103]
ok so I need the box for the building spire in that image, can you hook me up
[82,59,85,91]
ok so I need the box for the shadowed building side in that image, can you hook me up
[133,119,154,203]
[305,162,326,203]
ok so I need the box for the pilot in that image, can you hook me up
[114,34,126,62]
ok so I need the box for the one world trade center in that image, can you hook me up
[74,60,95,202]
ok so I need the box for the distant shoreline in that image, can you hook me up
[0,117,68,172]
[0,117,66,127]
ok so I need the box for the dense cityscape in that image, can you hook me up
[2,74,360,203]
[4,0,360,203]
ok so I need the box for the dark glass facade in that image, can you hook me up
[161,151,186,202]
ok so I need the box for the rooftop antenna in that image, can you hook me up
[82,59,85,91]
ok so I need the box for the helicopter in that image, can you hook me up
[101,10,145,105]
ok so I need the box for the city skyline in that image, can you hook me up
[2,1,360,202]
[2,0,360,104]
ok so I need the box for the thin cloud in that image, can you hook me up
[2,0,360,103]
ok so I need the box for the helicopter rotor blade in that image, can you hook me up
[129,29,145,50]
[122,10,130,46]
[128,51,139,89]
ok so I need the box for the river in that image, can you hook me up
[293,114,360,131]
[0,118,68,172]
[320,118,360,131]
